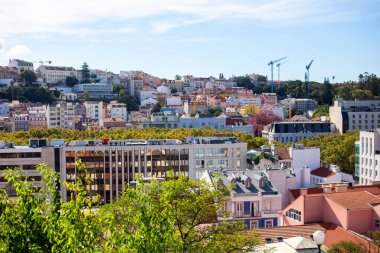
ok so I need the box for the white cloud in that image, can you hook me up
[6,45,31,59]
[0,0,360,37]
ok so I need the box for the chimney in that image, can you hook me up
[300,188,308,196]
[335,184,348,193]
[323,186,332,193]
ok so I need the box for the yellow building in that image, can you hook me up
[240,104,260,116]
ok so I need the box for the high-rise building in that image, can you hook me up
[329,99,380,133]
[0,137,246,203]
[358,129,380,185]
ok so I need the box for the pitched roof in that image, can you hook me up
[290,185,380,199]
[325,191,380,210]
[310,167,336,178]
[257,223,378,252]
[278,147,291,160]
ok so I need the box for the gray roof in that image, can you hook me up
[210,170,279,196]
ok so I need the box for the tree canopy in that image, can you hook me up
[0,86,57,104]
[297,131,359,174]
[0,128,267,149]
[312,104,330,118]
[0,162,262,252]
[20,69,37,86]
[81,62,90,83]
[65,76,79,87]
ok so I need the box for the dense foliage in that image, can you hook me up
[0,86,58,104]
[327,241,367,253]
[0,163,262,252]
[297,131,359,174]
[0,128,267,149]
[312,104,330,117]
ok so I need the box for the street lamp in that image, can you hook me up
[313,230,325,253]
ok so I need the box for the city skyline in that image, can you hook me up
[0,0,379,83]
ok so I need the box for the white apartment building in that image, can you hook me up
[46,102,75,129]
[84,101,104,120]
[281,98,318,112]
[310,164,354,187]
[0,141,55,197]
[128,79,144,97]
[330,99,380,133]
[8,59,34,73]
[226,96,262,107]
[73,83,114,100]
[358,129,380,185]
[106,101,127,121]
[36,65,77,84]
[90,69,108,82]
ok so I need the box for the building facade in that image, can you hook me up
[330,99,380,133]
[358,129,380,185]
[202,170,282,229]
[73,83,114,100]
[37,65,76,84]
[262,121,331,144]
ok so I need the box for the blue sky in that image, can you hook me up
[0,0,379,83]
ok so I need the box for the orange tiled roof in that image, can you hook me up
[325,191,380,210]
[257,223,377,252]
[290,185,380,199]
[310,167,337,178]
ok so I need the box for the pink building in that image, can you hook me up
[283,184,380,235]
[207,95,226,109]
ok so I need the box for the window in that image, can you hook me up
[286,208,301,222]
[250,220,259,229]
[236,202,243,217]
[264,201,271,211]
[251,202,259,217]
[265,220,273,228]
[376,219,380,228]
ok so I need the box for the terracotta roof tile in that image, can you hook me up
[325,191,380,210]
[257,223,378,252]
[310,167,337,178]
[290,185,380,199]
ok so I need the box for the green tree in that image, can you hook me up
[98,175,262,253]
[161,78,168,84]
[20,69,37,86]
[319,78,333,105]
[312,104,330,118]
[117,90,139,111]
[352,89,373,99]
[151,103,162,113]
[327,241,367,253]
[0,161,101,252]
[83,91,90,101]
[175,75,182,80]
[236,75,253,90]
[81,62,90,83]
[65,76,79,87]
[299,131,359,174]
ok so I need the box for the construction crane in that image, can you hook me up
[305,60,313,98]
[268,56,287,93]
[276,60,289,83]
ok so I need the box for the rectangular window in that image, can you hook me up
[250,220,259,229]
[376,219,380,228]
[265,220,273,228]
[251,202,259,217]
[236,202,243,217]
[286,208,302,222]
